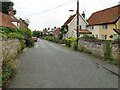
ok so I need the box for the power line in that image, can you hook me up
[26,0,74,17]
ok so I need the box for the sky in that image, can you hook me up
[11,0,120,31]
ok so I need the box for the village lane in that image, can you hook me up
[9,39,118,88]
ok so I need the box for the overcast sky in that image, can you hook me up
[11,0,120,31]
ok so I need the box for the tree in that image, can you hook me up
[33,31,42,38]
[20,18,29,27]
[0,1,16,15]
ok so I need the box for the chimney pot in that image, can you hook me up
[82,11,85,19]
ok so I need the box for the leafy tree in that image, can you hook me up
[19,18,29,27]
[0,1,16,15]
[33,31,43,38]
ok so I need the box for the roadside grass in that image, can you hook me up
[2,58,19,87]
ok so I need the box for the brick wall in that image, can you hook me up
[78,38,120,60]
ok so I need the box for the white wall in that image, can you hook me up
[87,25,100,38]
[67,15,88,38]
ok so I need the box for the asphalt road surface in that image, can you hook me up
[9,39,118,88]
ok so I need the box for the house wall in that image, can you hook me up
[87,25,100,38]
[68,15,88,38]
[99,24,117,40]
[116,18,120,29]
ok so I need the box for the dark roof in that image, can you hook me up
[63,14,76,26]
[88,5,120,25]
[113,29,120,34]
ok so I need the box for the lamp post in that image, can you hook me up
[69,0,79,49]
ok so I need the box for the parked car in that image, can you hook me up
[33,37,38,42]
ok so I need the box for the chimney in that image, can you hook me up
[8,7,14,16]
[82,11,85,19]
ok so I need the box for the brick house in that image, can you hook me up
[53,28,61,39]
[0,7,28,30]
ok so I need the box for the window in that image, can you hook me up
[96,35,98,38]
[102,24,108,29]
[113,34,118,40]
[91,26,94,29]
[17,23,20,28]
[80,25,82,30]
[11,22,20,28]
[102,35,107,40]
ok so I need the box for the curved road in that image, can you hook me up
[9,39,118,88]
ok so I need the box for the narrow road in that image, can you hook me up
[9,39,118,88]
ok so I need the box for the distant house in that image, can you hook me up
[53,28,61,39]
[87,5,120,40]
[43,29,48,35]
[0,7,28,30]
[62,12,90,39]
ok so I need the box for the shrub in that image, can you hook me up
[104,41,112,60]
[66,39,72,47]
[2,27,34,48]
[66,38,76,47]
[71,39,77,50]
[2,59,17,86]
[81,35,96,39]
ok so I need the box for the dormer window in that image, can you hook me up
[11,22,20,28]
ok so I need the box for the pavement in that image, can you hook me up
[8,39,119,88]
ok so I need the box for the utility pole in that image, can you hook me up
[76,0,79,49]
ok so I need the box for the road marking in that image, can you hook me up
[35,45,39,48]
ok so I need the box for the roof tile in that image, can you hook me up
[88,5,120,25]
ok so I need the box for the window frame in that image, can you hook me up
[102,24,108,30]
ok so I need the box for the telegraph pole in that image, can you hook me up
[76,0,79,49]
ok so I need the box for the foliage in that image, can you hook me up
[2,27,34,48]
[58,33,63,40]
[81,35,96,39]
[33,31,43,38]
[66,38,76,47]
[104,41,112,60]
[19,18,29,27]
[2,59,17,86]
[66,39,72,47]
[61,25,68,34]
[45,36,55,42]
[71,38,77,50]
[1,1,16,15]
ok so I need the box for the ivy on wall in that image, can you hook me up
[104,41,112,60]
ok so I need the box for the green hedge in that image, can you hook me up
[2,27,34,48]
[66,38,77,50]
[81,35,96,39]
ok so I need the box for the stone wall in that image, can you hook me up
[78,38,120,60]
[0,39,20,61]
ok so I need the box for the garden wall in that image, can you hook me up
[78,38,120,60]
[1,39,20,61]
